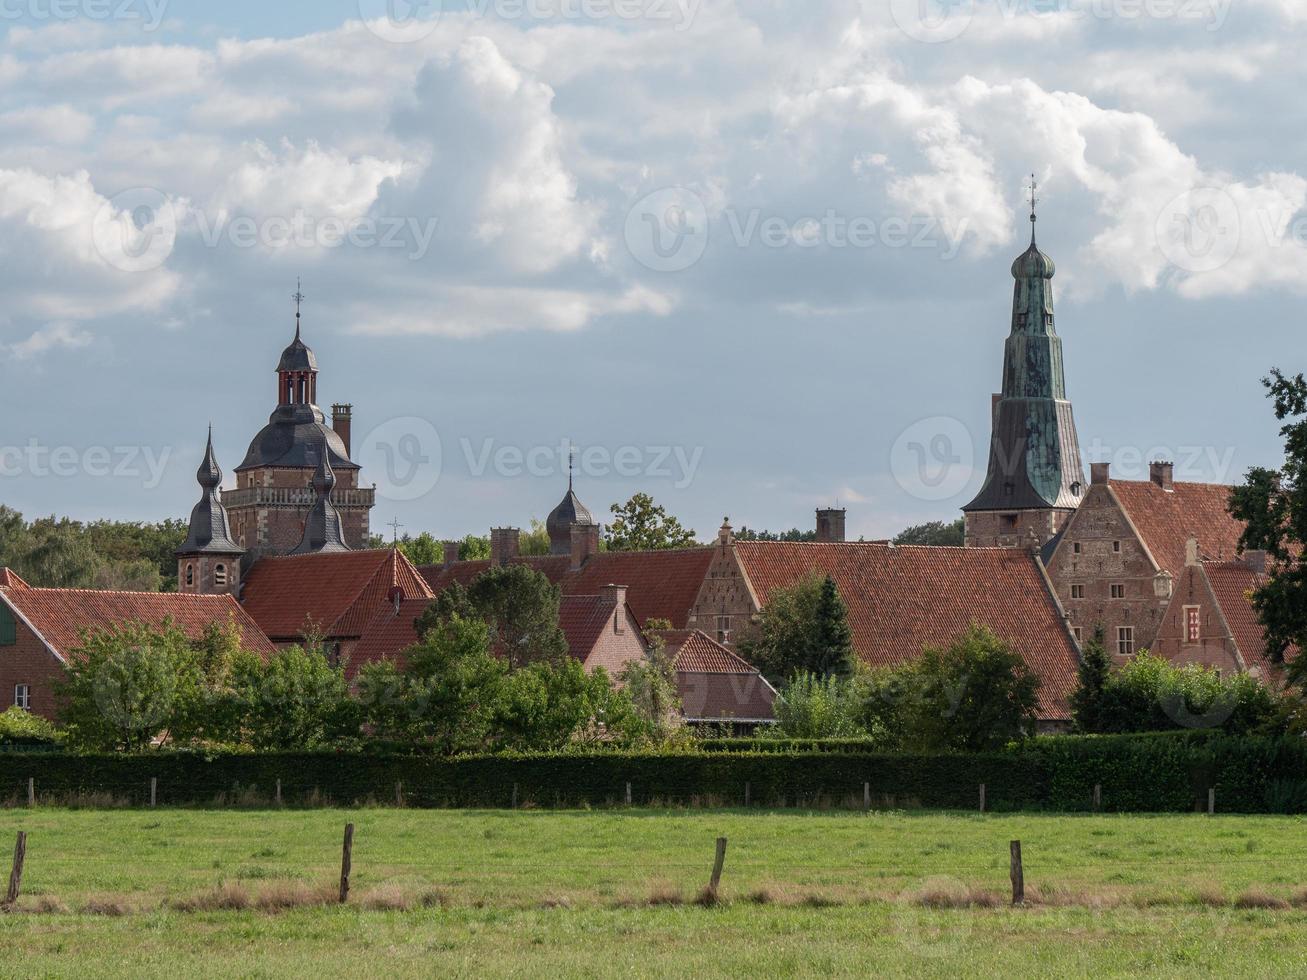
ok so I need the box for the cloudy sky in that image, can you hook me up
[0,0,1303,542]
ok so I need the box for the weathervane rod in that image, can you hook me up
[1029,173,1038,245]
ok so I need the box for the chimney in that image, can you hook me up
[718,518,734,553]
[443,540,460,568]
[1185,536,1200,567]
[331,404,353,457]
[815,508,846,543]
[490,527,520,566]
[601,583,628,633]
[1090,462,1110,486]
[1150,460,1174,492]
[570,522,600,571]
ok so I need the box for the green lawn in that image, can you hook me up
[1,808,1306,977]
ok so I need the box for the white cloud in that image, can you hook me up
[5,322,92,360]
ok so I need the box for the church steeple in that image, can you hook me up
[277,280,318,406]
[546,445,598,555]
[291,441,351,555]
[963,182,1085,549]
[177,427,244,593]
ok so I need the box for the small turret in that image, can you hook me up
[176,427,244,594]
[546,449,598,555]
[291,442,351,555]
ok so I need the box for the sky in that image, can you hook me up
[0,0,1304,543]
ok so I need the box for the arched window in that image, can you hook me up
[214,564,227,588]
[185,564,194,588]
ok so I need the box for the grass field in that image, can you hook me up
[1,807,1306,977]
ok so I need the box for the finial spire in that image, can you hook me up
[387,517,404,545]
[1028,173,1038,245]
[568,443,576,491]
[292,278,305,340]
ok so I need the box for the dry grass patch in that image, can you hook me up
[254,881,334,912]
[644,882,685,907]
[359,885,411,911]
[914,877,1001,910]
[1191,883,1227,908]
[81,896,131,917]
[418,888,451,909]
[1234,887,1290,910]
[693,886,723,907]
[171,883,251,913]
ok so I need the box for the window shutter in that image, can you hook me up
[0,604,16,646]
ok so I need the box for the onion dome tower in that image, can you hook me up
[291,442,352,555]
[176,427,244,594]
[963,177,1086,549]
[546,449,598,555]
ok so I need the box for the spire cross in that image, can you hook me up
[386,517,404,545]
[292,278,305,336]
[1028,173,1038,243]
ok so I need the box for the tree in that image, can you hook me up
[770,672,862,738]
[1230,369,1307,682]
[1069,626,1111,733]
[606,493,696,551]
[397,532,443,567]
[890,625,1041,751]
[520,520,552,556]
[494,661,637,751]
[737,575,855,681]
[618,633,683,741]
[893,519,965,547]
[735,527,816,542]
[466,565,569,668]
[57,621,192,751]
[231,644,355,749]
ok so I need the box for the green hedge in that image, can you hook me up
[2,733,1305,812]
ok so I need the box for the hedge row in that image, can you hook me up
[3,733,1306,812]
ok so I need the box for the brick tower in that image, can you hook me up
[964,182,1085,549]
[222,289,373,560]
[176,426,244,595]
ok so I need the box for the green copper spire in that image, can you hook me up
[964,186,1085,516]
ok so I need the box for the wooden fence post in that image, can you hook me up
[4,831,25,907]
[1009,840,1024,906]
[709,837,727,896]
[26,778,34,808]
[863,782,871,811]
[979,783,986,814]
[1093,784,1101,813]
[1208,787,1216,816]
[395,781,404,808]
[275,779,282,806]
[511,782,518,809]
[744,781,751,807]
[150,777,157,808]
[625,782,632,806]
[339,823,354,904]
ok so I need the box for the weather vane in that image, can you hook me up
[292,278,305,321]
[387,517,404,544]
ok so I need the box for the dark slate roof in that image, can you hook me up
[177,429,243,556]
[546,481,596,554]
[276,323,318,373]
[290,450,351,555]
[236,403,358,472]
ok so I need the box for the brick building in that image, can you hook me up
[222,305,373,560]
[0,574,274,720]
[963,205,1086,550]
[1043,461,1245,658]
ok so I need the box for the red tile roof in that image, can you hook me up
[660,629,776,722]
[732,541,1080,720]
[0,568,30,589]
[350,593,631,677]
[240,548,434,642]
[419,547,713,629]
[1110,479,1244,576]
[1202,561,1293,681]
[0,587,275,661]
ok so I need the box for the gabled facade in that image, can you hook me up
[660,629,776,727]
[1044,461,1245,658]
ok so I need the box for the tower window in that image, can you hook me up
[1001,514,1019,530]
[1117,626,1135,656]
[185,564,194,588]
[215,564,227,588]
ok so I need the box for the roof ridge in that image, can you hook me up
[15,587,236,600]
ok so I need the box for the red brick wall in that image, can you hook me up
[0,613,66,721]
[1150,564,1241,674]
[582,606,648,678]
[964,508,1073,549]
[687,530,758,648]
[1045,483,1169,655]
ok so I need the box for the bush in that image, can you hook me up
[0,707,61,747]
